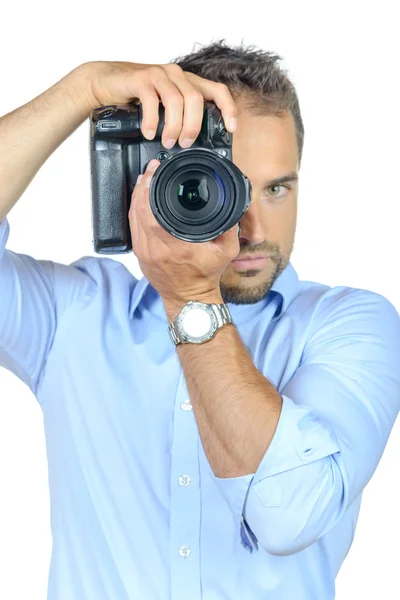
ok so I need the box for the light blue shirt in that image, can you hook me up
[1,214,399,600]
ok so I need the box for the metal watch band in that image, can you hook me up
[213,302,233,327]
[168,319,181,346]
[168,302,232,345]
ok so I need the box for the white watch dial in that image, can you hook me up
[181,308,212,337]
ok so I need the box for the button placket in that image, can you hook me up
[170,376,201,590]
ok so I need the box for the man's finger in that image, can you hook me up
[184,72,238,133]
[144,159,160,188]
[162,64,206,148]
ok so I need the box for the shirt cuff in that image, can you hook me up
[209,394,341,552]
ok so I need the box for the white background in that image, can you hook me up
[0,1,399,598]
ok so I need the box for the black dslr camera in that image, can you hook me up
[89,101,252,253]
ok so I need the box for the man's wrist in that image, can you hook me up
[64,62,101,115]
[163,292,224,323]
[0,62,99,219]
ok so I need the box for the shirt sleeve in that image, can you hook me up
[209,288,400,555]
[0,216,96,395]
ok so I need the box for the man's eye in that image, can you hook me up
[267,184,290,197]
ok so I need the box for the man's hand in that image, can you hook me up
[129,159,240,309]
[84,60,238,148]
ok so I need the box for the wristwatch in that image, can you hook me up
[168,300,233,346]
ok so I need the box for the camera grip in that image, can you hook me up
[91,149,131,253]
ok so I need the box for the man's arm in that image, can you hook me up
[0,64,100,391]
[163,289,400,556]
[164,294,282,478]
[0,63,95,222]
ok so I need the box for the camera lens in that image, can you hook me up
[168,167,226,223]
[149,148,249,243]
[177,176,209,208]
[186,188,198,201]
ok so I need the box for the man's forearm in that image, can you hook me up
[164,296,283,478]
[0,62,96,222]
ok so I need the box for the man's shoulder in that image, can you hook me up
[67,254,138,285]
[50,255,140,320]
[293,275,399,336]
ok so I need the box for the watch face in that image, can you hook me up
[179,303,217,341]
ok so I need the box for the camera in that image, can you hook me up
[89,101,252,253]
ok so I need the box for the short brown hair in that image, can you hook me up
[171,38,304,166]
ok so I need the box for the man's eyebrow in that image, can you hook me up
[263,172,299,187]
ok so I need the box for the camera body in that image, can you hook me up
[89,101,252,253]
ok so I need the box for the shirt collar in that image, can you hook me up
[129,261,299,322]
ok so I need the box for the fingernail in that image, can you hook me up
[137,174,143,183]
[180,138,195,148]
[145,174,152,188]
[229,118,237,132]
[147,159,159,171]
[146,129,155,139]
[164,138,176,149]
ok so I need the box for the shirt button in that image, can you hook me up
[179,546,191,558]
[179,474,191,486]
[181,400,193,411]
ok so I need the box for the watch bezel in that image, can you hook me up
[177,301,218,343]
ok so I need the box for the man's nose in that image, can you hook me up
[238,198,266,247]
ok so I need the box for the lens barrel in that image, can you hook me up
[149,148,250,243]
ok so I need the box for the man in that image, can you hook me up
[0,39,399,600]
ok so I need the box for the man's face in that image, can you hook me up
[219,106,299,305]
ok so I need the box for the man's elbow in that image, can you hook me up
[246,458,347,556]
[256,525,318,556]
